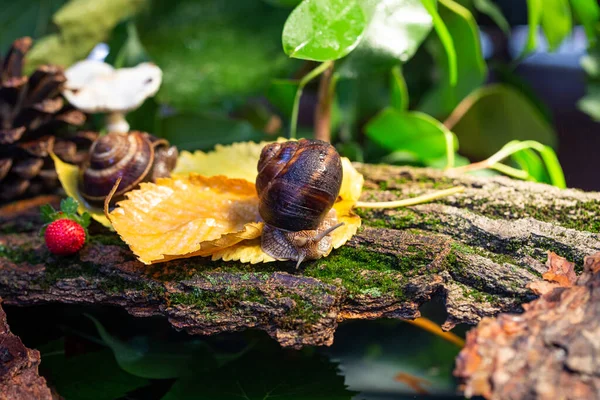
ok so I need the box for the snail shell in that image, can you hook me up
[256,139,344,267]
[256,139,342,231]
[79,131,177,204]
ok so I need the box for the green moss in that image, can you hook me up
[88,234,127,247]
[448,198,600,233]
[168,286,266,310]
[281,294,322,327]
[358,208,442,231]
[0,243,45,265]
[303,246,422,299]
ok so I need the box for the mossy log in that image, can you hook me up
[0,165,599,349]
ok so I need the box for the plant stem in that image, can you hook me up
[289,61,334,139]
[314,62,335,142]
[355,186,464,209]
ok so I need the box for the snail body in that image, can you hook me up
[79,131,177,205]
[256,139,344,267]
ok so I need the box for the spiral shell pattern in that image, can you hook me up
[256,139,342,231]
[79,131,155,202]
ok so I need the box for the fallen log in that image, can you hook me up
[0,164,598,349]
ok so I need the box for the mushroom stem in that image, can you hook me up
[105,112,129,133]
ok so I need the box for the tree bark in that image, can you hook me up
[0,164,598,349]
[0,299,53,400]
[454,253,600,399]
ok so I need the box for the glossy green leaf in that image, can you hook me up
[511,148,551,184]
[449,85,557,160]
[422,0,457,86]
[524,0,542,54]
[157,112,268,151]
[390,65,409,112]
[366,108,457,163]
[162,340,355,400]
[485,140,565,188]
[267,79,300,118]
[473,0,510,36]
[541,0,572,51]
[570,0,600,45]
[39,339,148,400]
[337,0,433,77]
[26,0,147,71]
[88,315,217,379]
[282,0,367,61]
[138,0,295,110]
[419,0,487,117]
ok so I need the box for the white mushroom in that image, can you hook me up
[62,60,162,133]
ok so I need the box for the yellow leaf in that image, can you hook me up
[173,138,288,182]
[107,174,261,264]
[50,153,113,228]
[112,139,364,265]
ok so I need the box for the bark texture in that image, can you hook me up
[0,299,53,400]
[0,164,598,349]
[454,252,600,400]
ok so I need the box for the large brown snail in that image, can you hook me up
[79,131,178,205]
[256,139,345,268]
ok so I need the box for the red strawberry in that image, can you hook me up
[44,219,86,255]
[40,197,90,255]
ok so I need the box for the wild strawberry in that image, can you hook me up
[44,219,86,255]
[40,197,91,255]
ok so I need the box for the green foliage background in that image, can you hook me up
[2,0,599,186]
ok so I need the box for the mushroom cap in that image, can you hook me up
[62,60,162,113]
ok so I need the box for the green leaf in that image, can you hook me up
[511,148,551,184]
[419,0,487,117]
[282,0,367,61]
[157,112,268,151]
[26,0,147,71]
[570,0,600,45]
[40,204,55,224]
[0,0,68,51]
[262,0,301,7]
[486,140,565,188]
[390,65,409,112]
[449,84,557,160]
[60,197,79,215]
[421,0,457,86]
[39,339,148,400]
[161,340,355,400]
[365,108,457,163]
[138,0,295,110]
[473,0,510,36]
[111,21,148,68]
[524,0,542,54]
[337,0,434,77]
[541,0,572,51]
[267,79,300,118]
[88,315,217,379]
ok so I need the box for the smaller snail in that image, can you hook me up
[256,139,344,268]
[79,131,177,205]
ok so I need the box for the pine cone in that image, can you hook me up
[0,37,96,202]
